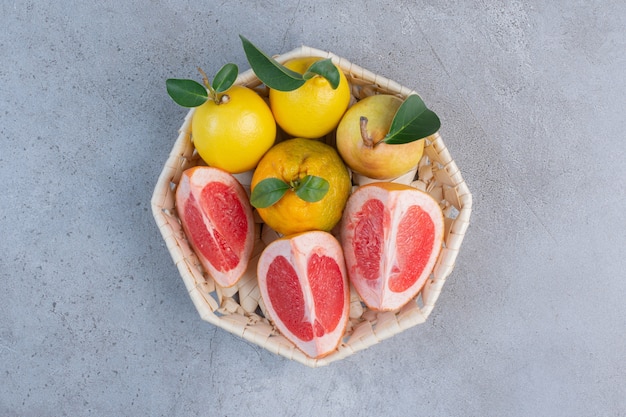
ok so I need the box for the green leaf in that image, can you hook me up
[294,175,329,203]
[166,79,208,107]
[384,95,441,144]
[239,35,305,91]
[212,63,238,93]
[250,178,290,208]
[302,59,340,89]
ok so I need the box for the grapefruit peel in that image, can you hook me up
[341,182,445,311]
[257,231,350,359]
[175,166,255,288]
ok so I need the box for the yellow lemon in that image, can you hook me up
[269,57,351,139]
[251,138,352,236]
[192,85,276,173]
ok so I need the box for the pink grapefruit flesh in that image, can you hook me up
[341,182,444,311]
[175,166,255,287]
[257,231,349,359]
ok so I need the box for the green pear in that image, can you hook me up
[336,95,425,180]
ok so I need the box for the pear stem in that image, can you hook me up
[359,116,375,149]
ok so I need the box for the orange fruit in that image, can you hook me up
[257,231,349,358]
[269,57,351,139]
[175,166,255,287]
[192,85,276,173]
[340,182,444,311]
[251,138,352,236]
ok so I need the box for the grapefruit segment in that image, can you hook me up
[341,182,444,311]
[175,166,255,287]
[257,231,349,359]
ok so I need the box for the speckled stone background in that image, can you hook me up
[2,1,625,416]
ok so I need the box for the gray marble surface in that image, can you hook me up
[2,1,625,416]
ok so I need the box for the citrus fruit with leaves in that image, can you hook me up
[175,166,255,288]
[166,64,276,173]
[341,182,444,311]
[240,36,350,139]
[250,138,351,236]
[336,94,440,180]
[269,57,350,138]
[192,85,275,173]
[257,231,349,358]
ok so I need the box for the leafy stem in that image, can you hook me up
[240,35,341,91]
[250,175,330,208]
[383,95,441,144]
[166,63,239,107]
[357,95,440,147]
[196,67,218,104]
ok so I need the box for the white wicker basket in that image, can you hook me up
[151,46,472,367]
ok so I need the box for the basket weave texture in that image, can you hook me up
[151,46,472,367]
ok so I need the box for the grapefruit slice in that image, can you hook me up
[340,182,444,311]
[175,166,255,287]
[257,231,349,359]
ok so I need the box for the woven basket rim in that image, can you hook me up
[151,45,472,367]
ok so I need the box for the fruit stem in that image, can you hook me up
[198,67,221,104]
[360,116,375,149]
[198,67,210,89]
